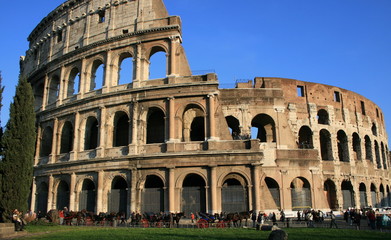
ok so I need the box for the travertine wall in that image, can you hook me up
[25,0,390,216]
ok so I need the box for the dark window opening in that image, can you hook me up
[297,86,304,97]
[375,141,382,169]
[113,112,129,147]
[341,181,355,209]
[122,29,129,34]
[361,101,366,115]
[334,91,341,102]
[381,143,387,170]
[146,109,165,144]
[251,114,276,142]
[60,121,74,154]
[324,180,337,210]
[225,116,241,140]
[372,123,377,136]
[57,30,63,43]
[190,117,205,141]
[40,127,53,157]
[365,136,373,161]
[320,129,333,160]
[337,130,349,162]
[48,76,60,104]
[265,177,281,209]
[376,108,379,118]
[85,117,99,150]
[317,109,329,125]
[98,11,105,23]
[298,126,313,149]
[352,133,362,161]
[182,105,205,142]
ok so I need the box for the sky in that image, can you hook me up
[0,0,390,142]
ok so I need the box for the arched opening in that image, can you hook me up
[108,176,128,214]
[225,116,241,140]
[79,179,96,212]
[84,117,99,150]
[341,181,354,209]
[263,177,280,209]
[47,76,60,105]
[113,112,129,147]
[146,108,165,144]
[40,127,53,157]
[317,109,329,125]
[372,123,377,136]
[221,174,248,212]
[181,174,206,214]
[352,133,362,161]
[91,60,104,91]
[379,184,387,207]
[118,53,133,85]
[337,130,349,162]
[34,83,44,111]
[365,136,373,161]
[371,184,377,208]
[60,121,73,154]
[142,175,165,213]
[381,142,387,169]
[359,183,368,208]
[290,177,312,210]
[324,180,337,210]
[149,48,167,79]
[68,67,80,97]
[375,141,381,169]
[56,180,70,210]
[298,126,313,149]
[320,129,333,160]
[182,105,205,142]
[36,182,48,214]
[251,114,276,142]
[387,186,391,207]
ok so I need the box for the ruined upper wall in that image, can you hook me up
[22,0,178,77]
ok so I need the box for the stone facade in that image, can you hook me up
[22,0,390,216]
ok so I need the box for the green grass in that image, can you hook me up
[22,226,390,240]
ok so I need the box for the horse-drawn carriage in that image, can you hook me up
[196,213,230,228]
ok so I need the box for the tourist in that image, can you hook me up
[329,211,338,228]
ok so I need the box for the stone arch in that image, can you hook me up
[113,111,130,147]
[40,126,53,157]
[337,130,349,162]
[381,142,387,170]
[56,180,70,210]
[320,129,333,160]
[380,184,386,207]
[148,45,168,80]
[375,140,382,169]
[251,114,276,142]
[262,177,281,209]
[141,175,165,213]
[108,176,128,214]
[359,183,368,208]
[182,104,205,142]
[352,133,362,161]
[90,58,105,91]
[79,178,96,212]
[67,67,81,97]
[84,116,99,150]
[324,179,337,210]
[146,107,166,144]
[290,177,312,210]
[33,82,44,111]
[372,123,378,136]
[317,109,329,125]
[60,121,74,154]
[370,183,377,208]
[117,51,134,85]
[225,115,241,140]
[387,186,391,207]
[365,135,373,161]
[298,125,313,149]
[47,75,60,105]
[341,180,354,209]
[221,173,249,212]
[36,182,48,213]
[181,173,207,214]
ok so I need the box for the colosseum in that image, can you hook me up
[22,0,390,217]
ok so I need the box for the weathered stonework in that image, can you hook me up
[23,0,390,215]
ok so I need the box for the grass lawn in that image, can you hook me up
[21,226,391,240]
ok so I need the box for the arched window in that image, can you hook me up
[380,184,386,207]
[290,177,312,210]
[34,83,44,111]
[90,60,104,91]
[118,53,133,85]
[108,176,128,214]
[317,109,329,125]
[264,177,281,209]
[365,135,373,161]
[181,174,206,214]
[60,121,73,154]
[251,114,276,142]
[320,129,333,160]
[352,133,362,161]
[375,141,381,169]
[113,112,130,147]
[341,181,354,209]
[68,67,80,97]
[84,117,99,150]
[79,179,96,212]
[182,105,205,142]
[36,182,48,214]
[142,175,165,213]
[324,180,337,210]
[371,183,377,208]
[47,76,60,104]
[298,126,313,149]
[359,183,368,208]
[56,180,70,210]
[221,174,248,213]
[146,108,165,144]
[372,123,377,136]
[40,127,53,157]
[149,47,167,80]
[225,116,241,140]
[381,142,387,170]
[337,130,349,162]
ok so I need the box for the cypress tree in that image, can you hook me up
[0,76,36,222]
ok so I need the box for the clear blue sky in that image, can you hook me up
[0,0,390,142]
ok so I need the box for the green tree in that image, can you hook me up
[0,76,36,222]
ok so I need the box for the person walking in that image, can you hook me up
[329,211,338,229]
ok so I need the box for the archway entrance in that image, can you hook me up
[108,177,128,214]
[79,179,96,212]
[142,175,165,213]
[221,174,248,212]
[181,174,206,214]
[341,181,354,209]
[324,180,337,210]
[291,177,312,210]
